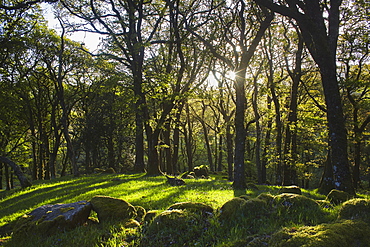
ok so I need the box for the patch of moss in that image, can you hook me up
[90,196,137,223]
[257,193,274,205]
[134,206,146,222]
[123,219,140,228]
[218,197,246,221]
[13,214,67,238]
[316,200,332,209]
[218,196,270,234]
[239,195,251,201]
[143,210,159,224]
[326,189,351,205]
[193,165,209,178]
[279,185,302,195]
[269,220,370,247]
[338,198,370,225]
[168,202,214,215]
[59,207,74,213]
[140,209,210,246]
[273,193,325,225]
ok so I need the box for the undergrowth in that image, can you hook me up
[0,173,365,246]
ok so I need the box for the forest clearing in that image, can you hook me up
[0,173,370,246]
[1,0,370,245]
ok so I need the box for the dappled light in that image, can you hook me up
[1,0,369,245]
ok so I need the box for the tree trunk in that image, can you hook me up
[283,33,303,185]
[226,124,234,181]
[262,95,272,184]
[217,135,223,172]
[5,165,10,190]
[200,119,214,172]
[319,151,335,195]
[49,101,61,179]
[172,104,184,174]
[254,0,355,195]
[146,129,161,175]
[0,157,32,188]
[0,163,2,190]
[164,121,173,174]
[185,102,194,172]
[233,69,247,190]
[133,92,146,173]
[252,68,262,184]
[321,69,354,194]
[56,25,79,177]
[269,69,283,185]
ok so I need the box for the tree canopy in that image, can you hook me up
[0,0,369,194]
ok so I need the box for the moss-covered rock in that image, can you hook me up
[247,183,259,190]
[134,206,146,222]
[224,235,271,247]
[123,219,141,228]
[338,198,370,225]
[218,197,246,221]
[90,196,136,223]
[269,220,370,247]
[13,201,91,237]
[167,202,214,215]
[279,185,302,195]
[257,193,275,205]
[104,167,116,174]
[326,189,351,204]
[273,193,324,225]
[140,209,210,246]
[316,200,333,209]
[143,210,160,223]
[193,165,209,178]
[218,197,269,233]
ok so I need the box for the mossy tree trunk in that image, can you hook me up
[254,0,355,195]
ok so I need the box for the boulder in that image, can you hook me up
[13,201,91,237]
[279,185,302,195]
[135,206,146,222]
[218,197,246,221]
[273,193,324,225]
[168,202,214,215]
[326,189,351,204]
[90,196,136,223]
[218,197,268,223]
[165,175,186,186]
[269,220,370,247]
[193,165,209,178]
[123,219,141,228]
[140,209,210,246]
[218,196,270,234]
[143,210,160,223]
[257,193,275,205]
[338,198,370,225]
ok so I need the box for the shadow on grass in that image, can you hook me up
[0,173,284,229]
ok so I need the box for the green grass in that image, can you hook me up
[0,174,234,227]
[1,173,362,247]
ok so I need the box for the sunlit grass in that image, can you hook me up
[1,173,359,246]
[0,173,236,228]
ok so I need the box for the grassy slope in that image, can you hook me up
[0,173,238,228]
[2,173,362,246]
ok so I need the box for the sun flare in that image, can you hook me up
[227,71,236,80]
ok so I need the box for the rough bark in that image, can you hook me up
[282,30,303,185]
[254,0,355,194]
